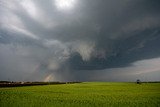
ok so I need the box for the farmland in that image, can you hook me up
[0,82,160,107]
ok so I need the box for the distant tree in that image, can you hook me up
[136,79,141,84]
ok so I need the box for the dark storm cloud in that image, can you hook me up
[0,0,160,81]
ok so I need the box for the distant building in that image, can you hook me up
[136,79,141,84]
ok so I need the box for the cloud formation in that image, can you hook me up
[0,0,160,81]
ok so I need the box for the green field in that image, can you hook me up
[0,82,160,107]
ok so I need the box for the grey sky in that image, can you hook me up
[0,0,160,81]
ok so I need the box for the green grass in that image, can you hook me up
[0,82,160,107]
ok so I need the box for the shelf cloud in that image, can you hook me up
[0,0,160,81]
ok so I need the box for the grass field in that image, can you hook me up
[0,82,160,107]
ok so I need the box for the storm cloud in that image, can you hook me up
[0,0,160,81]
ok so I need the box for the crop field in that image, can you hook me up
[0,82,160,107]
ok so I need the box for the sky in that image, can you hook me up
[0,0,160,82]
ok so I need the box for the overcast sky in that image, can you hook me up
[0,0,160,82]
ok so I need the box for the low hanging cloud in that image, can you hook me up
[0,0,160,81]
